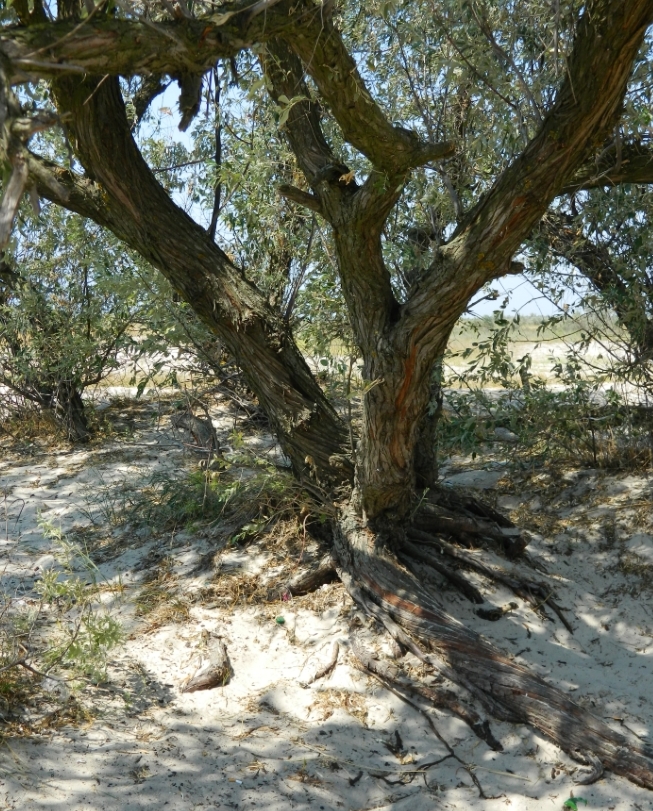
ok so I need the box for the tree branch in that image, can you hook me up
[0,63,60,248]
[407,0,653,336]
[261,39,343,188]
[561,142,653,192]
[39,72,350,481]
[453,0,653,271]
[0,0,307,84]
[285,9,454,176]
[208,67,222,241]
[264,38,399,358]
[278,184,322,213]
[130,74,170,127]
[25,150,111,225]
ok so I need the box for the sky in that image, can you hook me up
[468,274,582,317]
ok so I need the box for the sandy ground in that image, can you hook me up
[1,394,653,811]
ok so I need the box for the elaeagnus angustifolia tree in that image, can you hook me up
[3,0,653,786]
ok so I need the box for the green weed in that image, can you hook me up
[0,519,125,734]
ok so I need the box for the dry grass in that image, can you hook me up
[618,553,653,594]
[307,688,368,726]
[0,406,69,451]
[200,550,347,633]
[199,515,338,611]
[0,692,96,740]
[288,765,324,786]
[134,557,191,633]
[0,669,40,730]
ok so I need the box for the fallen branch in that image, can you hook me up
[181,637,232,692]
[300,640,339,686]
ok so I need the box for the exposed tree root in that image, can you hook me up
[181,637,232,693]
[400,543,485,605]
[415,486,526,558]
[351,634,503,752]
[351,635,501,799]
[573,750,605,785]
[286,554,337,596]
[404,529,572,632]
[334,503,653,790]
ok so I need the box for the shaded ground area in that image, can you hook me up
[1,394,653,810]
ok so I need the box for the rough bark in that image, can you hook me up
[3,0,651,513]
[283,16,454,175]
[270,2,653,517]
[55,384,91,443]
[45,74,351,485]
[286,554,338,596]
[263,39,451,516]
[0,0,310,83]
[350,635,503,753]
[0,261,92,442]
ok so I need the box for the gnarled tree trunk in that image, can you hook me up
[45,74,352,485]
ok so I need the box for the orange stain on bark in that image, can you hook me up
[387,343,418,468]
[394,343,417,418]
[489,196,528,253]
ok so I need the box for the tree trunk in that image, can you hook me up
[349,268,469,518]
[46,75,351,485]
[0,262,90,442]
[56,384,91,444]
[357,355,439,517]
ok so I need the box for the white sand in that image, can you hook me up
[1,400,653,811]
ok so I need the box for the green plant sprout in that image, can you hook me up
[564,798,588,810]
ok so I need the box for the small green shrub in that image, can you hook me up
[438,383,653,469]
[0,518,124,731]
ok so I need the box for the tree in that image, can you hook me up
[0,208,149,440]
[0,198,229,441]
[2,0,653,787]
[536,188,653,363]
